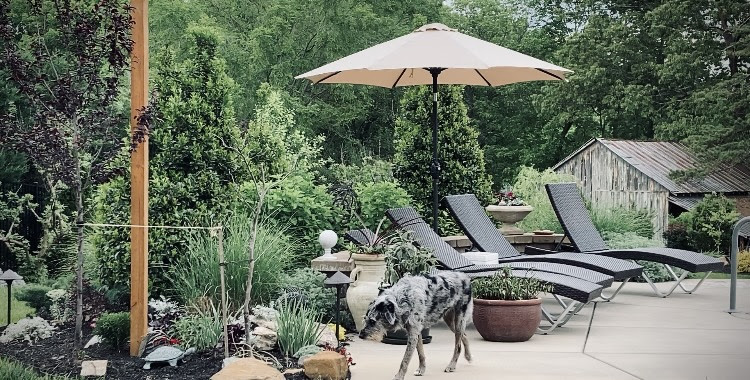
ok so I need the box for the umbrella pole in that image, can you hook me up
[428,68,443,232]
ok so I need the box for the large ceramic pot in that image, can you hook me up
[346,253,385,331]
[485,205,534,235]
[472,298,541,342]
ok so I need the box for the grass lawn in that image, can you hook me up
[705,272,750,279]
[0,286,36,324]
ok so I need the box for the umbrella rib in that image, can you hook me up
[314,71,342,84]
[474,69,492,86]
[391,69,407,89]
[535,68,563,81]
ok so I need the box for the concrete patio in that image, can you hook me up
[347,279,750,380]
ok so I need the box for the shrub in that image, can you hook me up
[91,28,246,296]
[663,218,692,250]
[148,296,181,330]
[394,85,493,233]
[472,267,552,300]
[170,215,294,309]
[0,316,55,344]
[738,250,750,273]
[592,207,654,238]
[171,309,222,351]
[94,312,130,350]
[278,268,350,327]
[0,358,72,380]
[276,298,323,357]
[14,284,53,312]
[327,156,395,186]
[513,166,575,233]
[688,193,739,254]
[257,175,337,264]
[355,181,412,229]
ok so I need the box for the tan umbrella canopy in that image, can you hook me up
[296,23,572,231]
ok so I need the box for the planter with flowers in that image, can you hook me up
[472,268,552,342]
[486,190,533,235]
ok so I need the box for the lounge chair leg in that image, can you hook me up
[665,265,711,294]
[642,267,690,298]
[598,277,631,302]
[537,301,582,335]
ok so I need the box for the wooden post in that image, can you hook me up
[129,0,149,357]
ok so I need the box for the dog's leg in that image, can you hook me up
[461,333,472,362]
[445,327,462,372]
[414,335,426,376]
[394,329,419,380]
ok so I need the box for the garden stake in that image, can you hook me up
[217,226,229,359]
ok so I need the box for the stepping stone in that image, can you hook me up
[81,360,107,377]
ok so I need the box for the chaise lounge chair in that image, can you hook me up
[442,194,643,301]
[368,208,608,333]
[544,182,725,297]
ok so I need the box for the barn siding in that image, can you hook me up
[555,141,670,237]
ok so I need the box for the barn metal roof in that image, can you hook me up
[554,138,750,195]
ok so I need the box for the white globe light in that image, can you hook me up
[319,230,338,257]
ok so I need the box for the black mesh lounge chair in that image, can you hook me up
[443,194,643,301]
[545,182,725,297]
[379,208,607,333]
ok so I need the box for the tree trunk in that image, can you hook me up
[242,188,264,348]
[74,173,84,344]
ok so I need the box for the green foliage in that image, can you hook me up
[689,194,739,254]
[91,27,246,295]
[276,298,324,358]
[170,215,294,309]
[94,312,130,350]
[13,284,53,312]
[513,166,575,232]
[0,357,73,380]
[256,175,337,264]
[738,251,750,274]
[0,150,28,185]
[355,181,412,230]
[384,230,437,285]
[663,194,739,254]
[171,309,222,351]
[472,267,553,301]
[394,85,493,233]
[279,268,345,326]
[327,156,396,186]
[1,286,35,324]
[592,207,654,238]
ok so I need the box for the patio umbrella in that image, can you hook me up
[296,23,572,231]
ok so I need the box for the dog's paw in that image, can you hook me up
[414,366,426,376]
[444,364,456,373]
[464,352,472,363]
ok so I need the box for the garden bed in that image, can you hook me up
[0,324,309,379]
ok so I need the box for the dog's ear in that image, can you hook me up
[383,299,397,325]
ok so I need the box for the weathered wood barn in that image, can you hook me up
[553,138,750,237]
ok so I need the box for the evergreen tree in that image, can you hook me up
[393,86,493,231]
[92,27,245,296]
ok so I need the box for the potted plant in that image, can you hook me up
[485,189,533,235]
[472,267,552,342]
[345,218,394,332]
[381,230,438,345]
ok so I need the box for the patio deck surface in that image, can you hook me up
[347,279,750,380]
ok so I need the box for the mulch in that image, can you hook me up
[0,325,308,379]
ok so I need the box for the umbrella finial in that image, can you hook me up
[415,23,456,33]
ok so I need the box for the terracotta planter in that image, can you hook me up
[346,253,385,332]
[472,298,541,342]
[485,205,533,235]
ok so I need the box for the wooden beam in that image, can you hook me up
[129,0,149,357]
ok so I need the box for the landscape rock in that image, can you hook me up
[250,306,278,331]
[84,335,102,349]
[303,351,348,380]
[211,358,284,380]
[80,360,107,377]
[248,326,277,351]
[316,323,337,347]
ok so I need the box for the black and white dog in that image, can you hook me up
[359,271,473,380]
